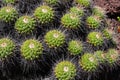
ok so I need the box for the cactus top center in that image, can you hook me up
[53,33,59,38]
[1,42,7,47]
[111,54,117,60]
[23,18,29,23]
[96,34,100,39]
[42,8,48,13]
[76,43,80,47]
[6,8,11,12]
[101,54,105,58]
[29,43,35,49]
[70,15,76,19]
[63,66,69,72]
[89,57,94,62]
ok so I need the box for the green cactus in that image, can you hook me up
[15,16,36,34]
[3,0,15,4]
[0,38,15,59]
[80,53,98,72]
[21,39,43,60]
[102,28,112,40]
[34,5,54,24]
[44,0,58,6]
[87,32,104,46]
[117,16,120,22]
[0,6,18,22]
[76,0,91,7]
[93,6,105,19]
[61,13,81,29]
[94,51,106,63]
[68,40,83,55]
[70,6,84,17]
[86,15,101,29]
[54,61,76,80]
[44,30,65,48]
[106,49,119,65]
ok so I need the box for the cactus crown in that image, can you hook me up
[70,6,84,17]
[44,30,65,48]
[0,6,18,22]
[0,38,15,59]
[106,49,119,65]
[21,39,43,60]
[61,13,81,29]
[86,15,101,29]
[68,40,83,55]
[94,51,106,63]
[34,5,54,24]
[80,53,98,72]
[54,61,76,80]
[87,32,104,46]
[15,15,36,34]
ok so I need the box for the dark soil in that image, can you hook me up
[93,0,120,16]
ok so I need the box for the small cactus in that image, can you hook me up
[44,0,58,6]
[106,49,119,65]
[34,5,54,24]
[61,13,81,29]
[87,32,104,46]
[21,39,43,60]
[0,38,15,59]
[70,6,84,17]
[44,30,65,48]
[93,6,105,18]
[68,40,83,55]
[54,61,76,80]
[86,15,101,29]
[102,28,113,40]
[94,51,106,64]
[0,6,18,22]
[15,15,36,34]
[79,53,98,72]
[75,0,91,7]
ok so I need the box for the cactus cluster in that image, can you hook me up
[0,0,119,80]
[80,48,119,72]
